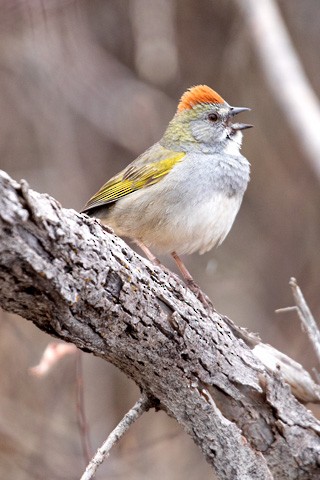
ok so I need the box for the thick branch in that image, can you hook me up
[0,170,319,479]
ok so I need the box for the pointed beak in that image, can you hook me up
[229,106,251,117]
[228,106,253,131]
[231,123,253,131]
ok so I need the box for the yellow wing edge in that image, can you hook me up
[82,151,185,212]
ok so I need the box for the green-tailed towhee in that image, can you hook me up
[81,85,252,294]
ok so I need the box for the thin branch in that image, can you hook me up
[236,0,320,181]
[76,351,92,465]
[80,394,152,480]
[275,306,298,314]
[289,277,320,365]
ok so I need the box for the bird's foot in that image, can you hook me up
[135,243,213,310]
[171,251,213,310]
[185,278,212,309]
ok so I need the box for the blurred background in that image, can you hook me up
[0,0,320,478]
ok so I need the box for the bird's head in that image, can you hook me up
[162,85,252,153]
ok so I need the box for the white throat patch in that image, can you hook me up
[224,131,243,155]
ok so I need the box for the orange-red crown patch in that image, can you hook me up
[177,85,225,112]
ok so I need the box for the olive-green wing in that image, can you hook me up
[82,144,185,212]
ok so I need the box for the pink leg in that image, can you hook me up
[171,251,210,307]
[135,242,210,307]
[171,251,194,284]
[135,240,161,266]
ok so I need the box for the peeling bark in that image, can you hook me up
[0,170,319,479]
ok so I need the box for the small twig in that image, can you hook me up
[76,351,92,465]
[80,394,153,480]
[289,277,320,365]
[275,306,298,314]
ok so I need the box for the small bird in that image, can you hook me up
[81,85,252,297]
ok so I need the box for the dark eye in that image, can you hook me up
[208,113,218,122]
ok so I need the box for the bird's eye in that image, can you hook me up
[208,113,218,122]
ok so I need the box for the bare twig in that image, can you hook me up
[80,394,152,480]
[236,0,320,181]
[289,277,320,365]
[275,306,298,314]
[76,351,92,465]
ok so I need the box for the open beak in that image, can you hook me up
[230,106,251,116]
[229,106,253,130]
[231,123,253,131]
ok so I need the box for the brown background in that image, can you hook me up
[0,1,319,478]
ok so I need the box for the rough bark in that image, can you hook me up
[0,169,319,480]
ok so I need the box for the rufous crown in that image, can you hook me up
[177,85,225,112]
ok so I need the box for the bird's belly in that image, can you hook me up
[159,192,243,254]
[107,189,242,255]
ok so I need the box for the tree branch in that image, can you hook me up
[81,394,153,480]
[0,170,319,479]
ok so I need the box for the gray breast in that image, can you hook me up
[212,154,250,197]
